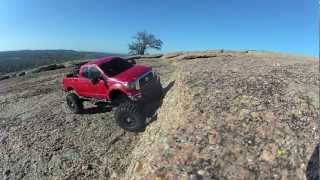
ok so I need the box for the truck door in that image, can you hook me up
[77,66,92,97]
[86,67,108,99]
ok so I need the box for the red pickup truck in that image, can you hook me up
[63,56,162,132]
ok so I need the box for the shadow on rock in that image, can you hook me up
[163,81,175,97]
[81,106,113,114]
[306,143,319,180]
[76,81,175,130]
[143,81,175,126]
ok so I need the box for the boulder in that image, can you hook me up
[176,52,219,60]
[0,75,10,81]
[72,60,89,67]
[18,72,26,77]
[123,55,142,60]
[124,54,163,60]
[142,54,163,58]
[32,64,65,73]
[162,52,183,59]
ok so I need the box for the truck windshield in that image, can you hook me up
[100,58,133,77]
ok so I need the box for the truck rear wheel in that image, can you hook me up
[66,92,83,114]
[114,101,146,132]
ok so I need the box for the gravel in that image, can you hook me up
[126,52,319,180]
[0,51,318,179]
[0,59,174,179]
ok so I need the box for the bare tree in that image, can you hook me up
[128,31,163,55]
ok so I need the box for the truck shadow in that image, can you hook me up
[81,106,112,114]
[79,80,175,127]
[306,143,319,180]
[143,80,175,126]
[163,81,175,97]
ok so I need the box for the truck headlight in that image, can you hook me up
[125,81,137,90]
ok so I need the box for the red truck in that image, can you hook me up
[63,56,163,132]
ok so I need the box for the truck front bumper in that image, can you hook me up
[130,79,163,103]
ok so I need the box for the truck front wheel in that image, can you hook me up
[66,92,83,114]
[114,101,146,132]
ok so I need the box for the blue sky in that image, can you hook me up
[0,0,318,56]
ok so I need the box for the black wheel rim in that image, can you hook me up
[67,97,75,110]
[123,115,136,127]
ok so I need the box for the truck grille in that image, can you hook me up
[138,72,154,88]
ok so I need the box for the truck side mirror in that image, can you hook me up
[91,71,102,85]
[91,77,100,84]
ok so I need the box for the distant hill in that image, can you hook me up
[0,50,125,74]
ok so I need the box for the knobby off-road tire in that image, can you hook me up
[66,92,83,114]
[114,101,146,132]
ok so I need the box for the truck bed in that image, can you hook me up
[66,67,80,78]
[66,73,78,78]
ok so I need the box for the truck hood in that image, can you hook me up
[112,65,151,82]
